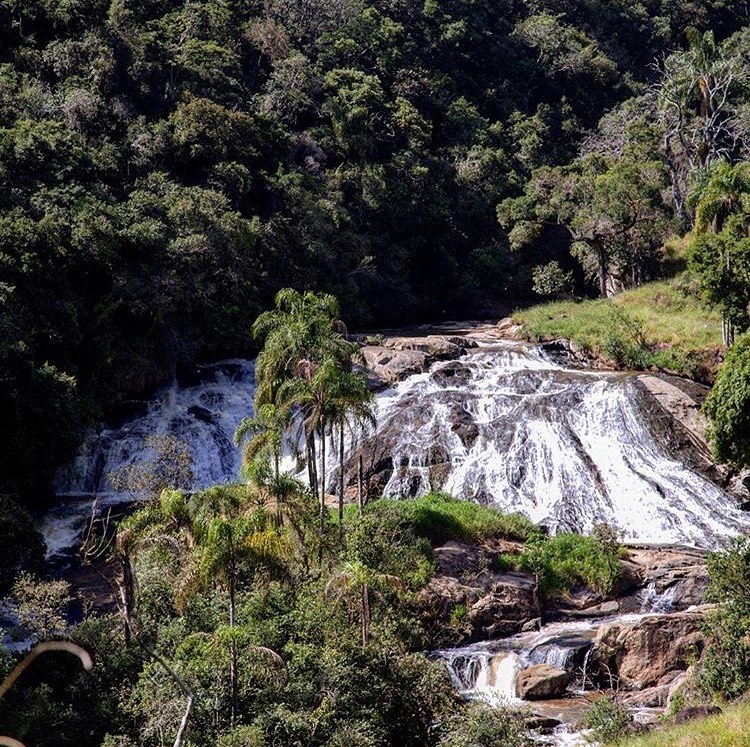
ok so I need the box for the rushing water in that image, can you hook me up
[50,340,750,558]
[355,343,750,546]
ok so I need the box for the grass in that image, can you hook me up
[612,702,750,746]
[366,493,540,545]
[513,275,722,381]
[517,531,624,596]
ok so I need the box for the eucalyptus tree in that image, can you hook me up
[654,27,750,226]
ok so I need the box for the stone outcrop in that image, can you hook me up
[516,664,569,700]
[359,334,476,388]
[591,609,706,690]
[419,540,538,642]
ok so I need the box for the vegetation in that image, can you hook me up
[703,332,750,467]
[518,527,624,596]
[369,493,539,545]
[610,702,750,747]
[1,0,749,505]
[583,697,633,744]
[514,276,723,380]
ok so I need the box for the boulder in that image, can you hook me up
[467,572,539,637]
[516,664,569,700]
[592,610,705,690]
[361,346,429,386]
[673,705,722,724]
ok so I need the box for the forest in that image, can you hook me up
[3,0,750,745]
[1,0,750,505]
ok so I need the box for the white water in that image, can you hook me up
[49,340,750,558]
[436,618,605,706]
[47,360,255,560]
[356,343,750,546]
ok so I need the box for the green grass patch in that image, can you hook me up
[365,493,540,545]
[513,276,721,381]
[517,530,624,596]
[612,702,750,746]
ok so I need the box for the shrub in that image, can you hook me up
[583,697,632,743]
[368,493,539,545]
[697,538,750,699]
[438,702,530,747]
[519,530,623,596]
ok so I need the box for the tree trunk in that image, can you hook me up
[229,575,238,728]
[598,245,608,299]
[338,423,345,525]
[357,453,365,516]
[361,583,370,646]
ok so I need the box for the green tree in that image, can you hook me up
[703,331,750,467]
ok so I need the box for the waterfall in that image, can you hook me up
[436,620,599,706]
[50,339,750,559]
[352,343,750,547]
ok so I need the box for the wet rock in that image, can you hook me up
[569,600,620,618]
[592,610,706,690]
[381,335,467,359]
[421,541,537,642]
[516,664,570,700]
[467,572,539,638]
[627,548,709,611]
[673,705,722,724]
[524,714,562,733]
[361,346,430,385]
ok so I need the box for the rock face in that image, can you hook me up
[592,609,705,690]
[360,334,475,388]
[419,540,539,642]
[516,664,569,700]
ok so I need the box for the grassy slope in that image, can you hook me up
[512,276,722,381]
[614,703,750,747]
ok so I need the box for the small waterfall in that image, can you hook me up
[639,582,678,614]
[436,620,598,706]
[55,359,256,498]
[441,646,525,705]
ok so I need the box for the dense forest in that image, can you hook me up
[2,0,750,503]
[5,3,750,745]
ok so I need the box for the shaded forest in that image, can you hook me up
[1,0,749,502]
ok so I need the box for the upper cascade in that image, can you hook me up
[55,340,750,548]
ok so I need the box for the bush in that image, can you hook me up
[583,697,632,743]
[703,331,750,467]
[368,493,539,546]
[698,538,750,699]
[0,495,46,595]
[438,703,530,747]
[518,530,623,596]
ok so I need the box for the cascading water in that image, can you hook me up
[436,619,601,706]
[46,359,256,560]
[350,342,750,547]
[51,339,750,558]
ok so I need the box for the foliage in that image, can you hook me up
[0,495,45,595]
[583,697,632,744]
[703,332,750,467]
[1,0,748,504]
[518,531,623,596]
[532,260,574,299]
[697,537,750,699]
[368,493,539,545]
[514,277,723,381]
[12,573,71,641]
[611,702,750,747]
[437,702,530,747]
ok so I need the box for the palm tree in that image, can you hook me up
[325,560,404,645]
[326,370,375,524]
[234,402,289,482]
[186,490,288,726]
[252,288,352,409]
